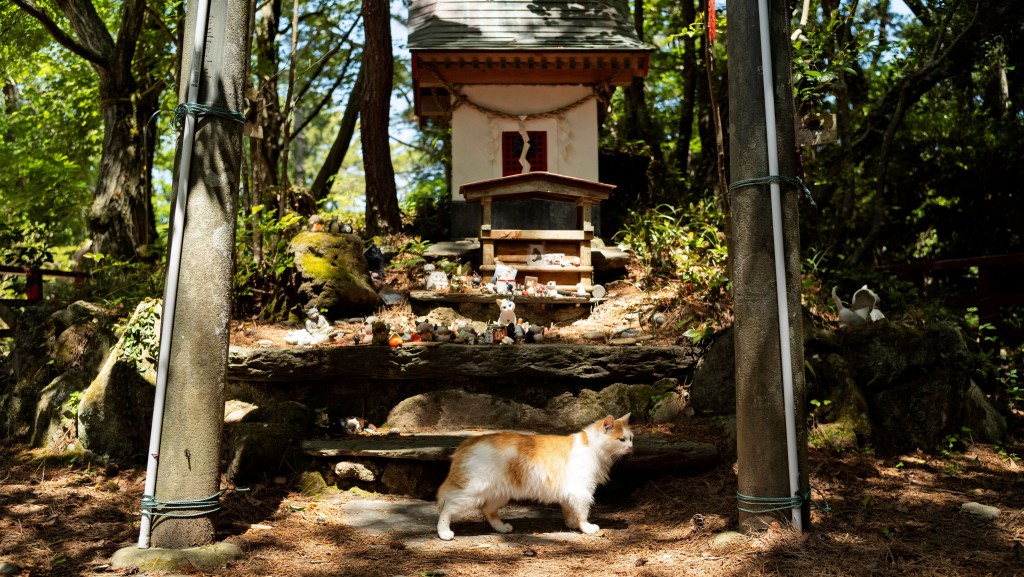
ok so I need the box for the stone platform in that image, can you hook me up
[227,343,698,425]
[298,431,719,499]
[302,432,718,473]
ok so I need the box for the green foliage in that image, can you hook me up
[60,390,84,424]
[791,8,876,115]
[613,200,728,292]
[233,205,303,318]
[0,220,54,269]
[115,298,161,372]
[386,235,431,270]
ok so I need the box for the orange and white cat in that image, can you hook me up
[436,414,633,540]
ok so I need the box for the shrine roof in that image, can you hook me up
[408,0,650,52]
[460,172,614,203]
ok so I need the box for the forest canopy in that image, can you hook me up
[0,0,1022,319]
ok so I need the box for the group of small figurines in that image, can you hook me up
[423,263,606,300]
[283,301,548,348]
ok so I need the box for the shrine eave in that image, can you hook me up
[461,172,615,204]
[413,50,649,88]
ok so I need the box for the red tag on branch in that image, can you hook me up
[708,0,717,42]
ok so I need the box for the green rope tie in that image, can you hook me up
[728,175,817,207]
[141,487,249,520]
[171,102,246,131]
[736,490,832,514]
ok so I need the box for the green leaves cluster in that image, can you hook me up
[115,298,161,372]
[233,205,303,317]
[613,200,728,292]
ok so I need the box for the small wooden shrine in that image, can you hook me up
[408,0,650,239]
[461,172,613,289]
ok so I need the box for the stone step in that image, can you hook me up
[301,432,718,475]
[228,343,697,383]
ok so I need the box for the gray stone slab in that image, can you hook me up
[228,343,698,383]
[336,498,598,549]
[302,433,718,473]
[423,239,480,261]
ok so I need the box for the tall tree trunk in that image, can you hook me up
[91,85,157,258]
[622,0,667,201]
[13,0,157,259]
[674,0,699,182]
[250,0,284,212]
[309,61,365,203]
[148,0,252,549]
[360,0,401,236]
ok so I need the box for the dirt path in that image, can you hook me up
[2,431,1023,577]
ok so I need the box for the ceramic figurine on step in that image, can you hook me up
[576,282,587,297]
[544,281,560,298]
[496,298,517,326]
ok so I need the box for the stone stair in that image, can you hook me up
[298,431,719,498]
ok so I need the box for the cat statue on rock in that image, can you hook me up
[436,414,633,540]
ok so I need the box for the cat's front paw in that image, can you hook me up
[438,529,455,541]
[579,522,600,534]
[494,522,513,533]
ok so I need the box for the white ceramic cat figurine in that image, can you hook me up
[496,298,517,326]
[436,414,633,540]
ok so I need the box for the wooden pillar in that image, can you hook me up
[727,0,809,532]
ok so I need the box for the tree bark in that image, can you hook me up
[622,0,667,201]
[673,0,698,181]
[249,0,284,210]
[309,61,365,205]
[12,0,157,259]
[360,0,401,236]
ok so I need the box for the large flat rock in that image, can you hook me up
[301,432,718,474]
[228,343,698,383]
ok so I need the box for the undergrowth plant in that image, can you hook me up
[613,200,731,344]
[234,205,303,318]
[613,200,729,291]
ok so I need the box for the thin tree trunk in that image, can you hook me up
[360,0,401,236]
[622,0,666,201]
[309,61,365,203]
[674,0,698,181]
[278,0,300,197]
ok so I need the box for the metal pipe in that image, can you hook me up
[137,0,213,549]
[756,0,803,532]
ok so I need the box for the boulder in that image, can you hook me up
[840,322,975,452]
[225,422,305,483]
[545,383,661,429]
[385,389,550,431]
[286,231,379,319]
[77,300,159,462]
[225,401,317,482]
[964,380,1006,443]
[590,240,631,272]
[689,328,736,416]
[239,400,317,436]
[0,300,115,442]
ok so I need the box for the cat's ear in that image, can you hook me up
[618,413,631,424]
[602,415,614,432]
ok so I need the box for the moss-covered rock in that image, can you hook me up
[77,299,159,462]
[286,231,379,318]
[1,300,116,448]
